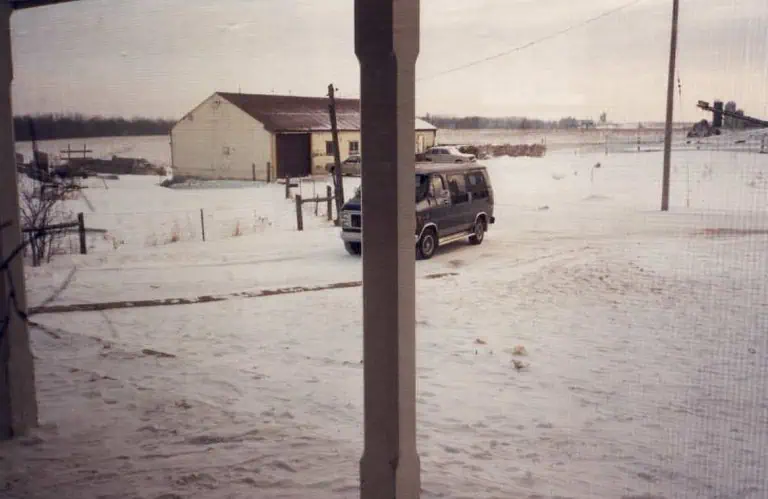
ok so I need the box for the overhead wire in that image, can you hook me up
[417,0,647,83]
[330,0,649,100]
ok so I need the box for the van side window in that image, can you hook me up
[430,175,446,196]
[446,174,469,204]
[466,171,489,199]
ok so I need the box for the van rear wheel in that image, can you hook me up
[469,219,485,245]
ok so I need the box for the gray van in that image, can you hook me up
[339,162,495,259]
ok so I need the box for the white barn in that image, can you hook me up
[170,92,438,181]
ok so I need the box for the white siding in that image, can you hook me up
[416,130,436,152]
[310,131,360,175]
[171,94,272,181]
[311,130,435,172]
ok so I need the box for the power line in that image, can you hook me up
[418,0,647,83]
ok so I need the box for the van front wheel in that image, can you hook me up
[417,229,437,260]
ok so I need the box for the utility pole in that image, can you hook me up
[327,83,344,224]
[661,0,680,212]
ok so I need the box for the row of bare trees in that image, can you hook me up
[14,113,174,141]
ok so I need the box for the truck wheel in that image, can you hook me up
[344,241,361,256]
[469,218,485,245]
[417,228,437,260]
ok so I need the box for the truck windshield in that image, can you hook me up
[352,174,431,202]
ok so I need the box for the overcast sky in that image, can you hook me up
[9,0,768,122]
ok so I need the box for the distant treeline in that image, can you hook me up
[421,114,588,130]
[14,113,176,141]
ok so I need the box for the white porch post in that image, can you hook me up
[355,0,420,498]
[0,0,38,440]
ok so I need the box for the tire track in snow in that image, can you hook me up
[476,243,597,281]
[28,271,459,316]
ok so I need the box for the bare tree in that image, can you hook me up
[18,176,78,266]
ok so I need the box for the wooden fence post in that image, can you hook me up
[326,185,333,221]
[77,212,87,255]
[200,208,206,242]
[295,194,303,231]
[267,162,271,183]
[285,177,291,199]
[252,163,256,182]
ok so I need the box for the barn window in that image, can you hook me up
[326,141,336,155]
[349,141,360,154]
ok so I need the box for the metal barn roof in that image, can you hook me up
[216,92,437,133]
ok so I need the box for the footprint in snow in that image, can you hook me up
[512,359,529,371]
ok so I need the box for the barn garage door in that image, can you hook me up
[276,133,311,178]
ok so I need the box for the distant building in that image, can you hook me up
[171,92,438,180]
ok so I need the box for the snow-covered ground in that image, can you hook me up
[3,142,768,499]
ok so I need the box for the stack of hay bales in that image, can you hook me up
[459,143,547,159]
[490,143,547,157]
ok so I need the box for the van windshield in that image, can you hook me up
[416,174,430,202]
[352,174,431,202]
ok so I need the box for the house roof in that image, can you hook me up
[216,92,437,133]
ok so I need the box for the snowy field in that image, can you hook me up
[3,133,768,499]
[13,127,766,167]
[15,135,172,168]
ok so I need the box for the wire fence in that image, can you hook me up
[438,128,768,157]
[65,178,338,254]
[571,129,768,156]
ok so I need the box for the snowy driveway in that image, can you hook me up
[4,149,768,499]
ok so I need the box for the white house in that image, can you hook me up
[170,92,438,181]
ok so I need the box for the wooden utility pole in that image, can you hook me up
[661,0,680,212]
[328,84,344,224]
